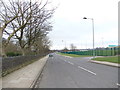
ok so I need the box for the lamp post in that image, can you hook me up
[83,17,95,58]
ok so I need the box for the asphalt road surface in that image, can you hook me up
[36,53,118,88]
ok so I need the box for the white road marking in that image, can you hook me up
[64,56,72,58]
[66,61,74,65]
[62,58,96,75]
[67,61,70,63]
[116,83,120,86]
[78,66,96,75]
[68,61,71,64]
[70,62,74,65]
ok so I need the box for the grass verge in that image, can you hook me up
[58,53,92,57]
[92,56,119,64]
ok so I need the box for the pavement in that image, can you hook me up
[89,60,120,67]
[36,53,118,88]
[1,55,48,88]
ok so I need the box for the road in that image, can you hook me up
[35,53,118,88]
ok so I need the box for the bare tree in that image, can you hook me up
[70,43,76,51]
[0,0,20,56]
[1,0,55,56]
[0,0,33,56]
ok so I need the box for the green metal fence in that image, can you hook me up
[62,47,118,56]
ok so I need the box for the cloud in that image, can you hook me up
[49,0,118,49]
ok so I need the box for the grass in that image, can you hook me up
[58,53,91,57]
[92,56,119,64]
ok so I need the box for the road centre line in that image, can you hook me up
[67,61,74,65]
[69,62,74,65]
[68,61,71,64]
[62,59,96,75]
[78,66,97,75]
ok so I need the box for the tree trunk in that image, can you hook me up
[0,29,2,57]
[21,48,25,56]
[0,29,6,57]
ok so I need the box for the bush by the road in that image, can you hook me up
[6,52,22,57]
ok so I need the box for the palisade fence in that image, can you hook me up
[2,53,48,76]
[62,47,119,56]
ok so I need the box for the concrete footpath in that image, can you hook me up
[0,55,48,88]
[89,60,120,67]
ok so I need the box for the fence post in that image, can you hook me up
[100,48,101,56]
[112,47,114,56]
[99,48,100,56]
[113,47,115,56]
[102,48,103,56]
[114,47,116,56]
[106,48,107,56]
[110,48,112,56]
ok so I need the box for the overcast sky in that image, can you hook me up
[48,0,119,50]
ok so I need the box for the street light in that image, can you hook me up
[83,17,95,58]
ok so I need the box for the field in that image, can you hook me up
[92,56,119,64]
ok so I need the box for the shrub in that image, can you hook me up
[6,52,22,57]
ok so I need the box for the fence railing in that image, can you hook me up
[61,47,119,56]
[2,53,48,76]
